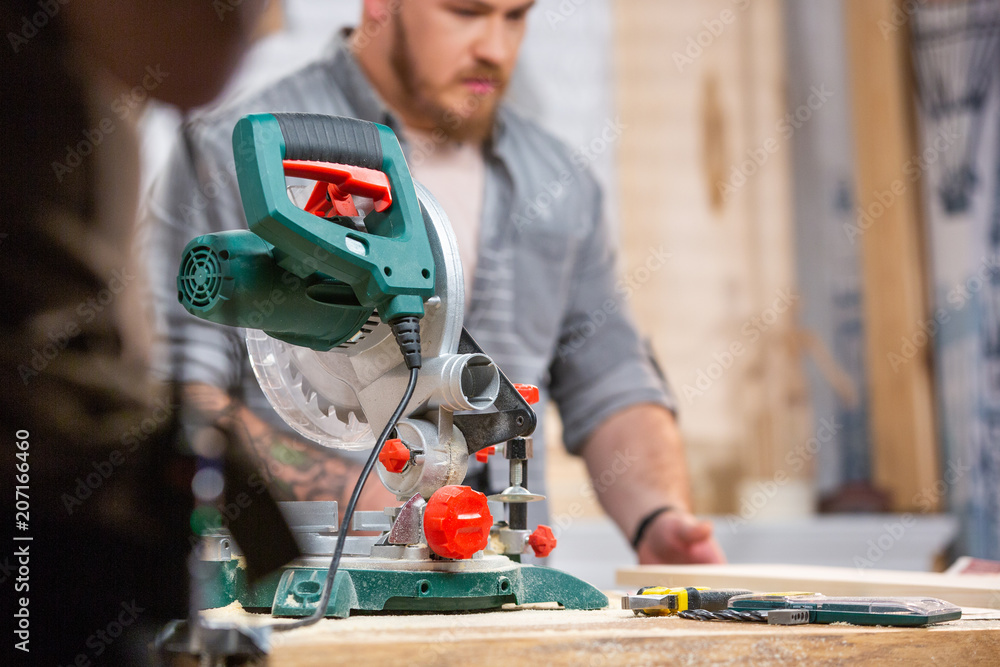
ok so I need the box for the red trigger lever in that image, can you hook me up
[282,159,392,218]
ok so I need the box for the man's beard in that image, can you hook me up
[389,19,503,143]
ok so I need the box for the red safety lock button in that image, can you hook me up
[475,446,496,463]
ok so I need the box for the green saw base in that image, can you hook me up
[200,559,608,618]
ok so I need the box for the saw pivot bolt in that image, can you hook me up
[528,525,557,557]
[488,437,544,530]
[423,485,493,559]
[379,438,411,474]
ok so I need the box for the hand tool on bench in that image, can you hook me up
[622,587,753,616]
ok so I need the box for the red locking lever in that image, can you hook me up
[283,159,392,218]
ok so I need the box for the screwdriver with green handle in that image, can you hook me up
[728,593,963,626]
[624,588,963,626]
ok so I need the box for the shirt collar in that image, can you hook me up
[489,107,515,164]
[322,28,399,131]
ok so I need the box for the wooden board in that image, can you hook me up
[196,601,1000,666]
[843,0,939,511]
[617,564,1000,609]
[613,0,807,516]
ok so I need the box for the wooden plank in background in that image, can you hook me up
[843,0,939,511]
[613,0,807,516]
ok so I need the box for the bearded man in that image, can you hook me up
[146,0,724,565]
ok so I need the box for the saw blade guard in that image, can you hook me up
[246,327,375,449]
[246,182,497,450]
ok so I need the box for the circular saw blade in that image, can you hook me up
[245,182,464,450]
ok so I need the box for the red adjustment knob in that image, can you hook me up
[474,446,495,463]
[514,384,539,405]
[379,438,409,474]
[423,486,493,559]
[528,525,557,558]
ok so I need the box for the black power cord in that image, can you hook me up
[274,316,422,631]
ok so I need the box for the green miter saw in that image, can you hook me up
[176,113,607,619]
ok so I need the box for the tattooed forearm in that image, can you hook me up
[183,382,359,504]
[259,435,353,502]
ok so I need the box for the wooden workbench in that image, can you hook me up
[203,596,1000,666]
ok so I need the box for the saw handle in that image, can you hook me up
[273,114,384,171]
[232,112,435,321]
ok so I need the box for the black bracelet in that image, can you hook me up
[631,505,676,550]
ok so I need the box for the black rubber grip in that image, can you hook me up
[273,113,382,170]
[689,589,753,611]
[390,316,422,370]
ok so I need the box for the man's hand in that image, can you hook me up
[635,509,725,565]
[580,403,727,565]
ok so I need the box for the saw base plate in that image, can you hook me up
[199,558,608,618]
